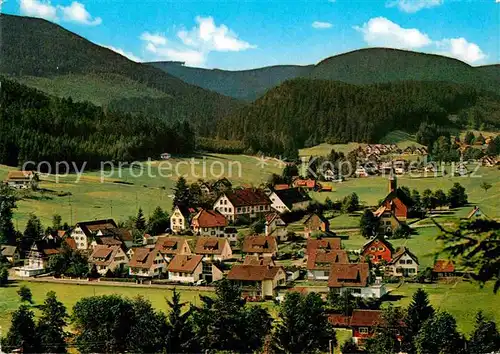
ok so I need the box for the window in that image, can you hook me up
[370,247,376,251]
[399,260,405,264]
[359,327,369,334]
[378,247,385,251]
[406,260,413,264]
[409,269,416,273]
[260,206,263,211]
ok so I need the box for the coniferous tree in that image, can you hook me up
[366,305,405,354]
[468,311,500,354]
[37,291,68,353]
[23,214,44,242]
[173,177,191,209]
[17,285,33,304]
[403,289,434,353]
[414,312,466,354]
[166,289,195,353]
[360,209,379,238]
[135,208,146,232]
[146,206,170,236]
[1,305,40,353]
[0,184,17,245]
[0,263,9,286]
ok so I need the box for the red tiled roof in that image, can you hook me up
[128,248,159,269]
[6,171,35,180]
[328,263,370,288]
[306,238,341,255]
[63,237,76,250]
[307,250,349,270]
[193,209,227,228]
[155,236,188,255]
[328,314,351,327]
[433,260,455,273]
[167,255,203,273]
[274,184,290,190]
[194,237,230,255]
[294,179,316,188]
[350,310,383,327]
[242,235,277,254]
[362,236,395,254]
[227,264,283,281]
[243,255,275,266]
[224,188,271,207]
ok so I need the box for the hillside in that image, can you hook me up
[151,48,500,101]
[0,14,241,134]
[216,79,500,155]
[148,61,313,101]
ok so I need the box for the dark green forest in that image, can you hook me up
[0,78,195,168]
[215,79,500,156]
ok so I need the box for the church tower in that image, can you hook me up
[389,168,397,193]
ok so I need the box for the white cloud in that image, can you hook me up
[312,21,333,29]
[355,17,486,64]
[19,0,101,25]
[58,1,101,25]
[354,17,431,49]
[177,16,255,52]
[435,37,486,63]
[140,32,167,46]
[387,0,443,13]
[20,0,58,21]
[100,44,142,62]
[141,16,255,66]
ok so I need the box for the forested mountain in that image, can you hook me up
[0,78,195,168]
[0,14,240,135]
[150,48,500,101]
[215,79,500,156]
[148,61,313,101]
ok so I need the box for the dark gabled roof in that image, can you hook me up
[194,237,230,255]
[306,238,342,254]
[388,247,419,265]
[75,219,117,237]
[303,213,329,226]
[1,245,18,257]
[192,209,227,228]
[350,310,383,327]
[307,250,349,270]
[242,235,277,254]
[227,264,284,281]
[167,255,203,273]
[273,188,311,209]
[328,263,370,288]
[224,188,271,207]
[383,188,412,208]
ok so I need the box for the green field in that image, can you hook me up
[0,281,211,331]
[386,281,500,335]
[1,153,282,229]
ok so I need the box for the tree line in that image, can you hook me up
[0,78,196,169]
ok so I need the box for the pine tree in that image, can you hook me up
[469,311,500,354]
[1,305,40,353]
[37,291,68,353]
[0,184,17,245]
[404,289,434,353]
[146,206,170,236]
[360,209,379,238]
[414,312,466,354]
[173,177,191,209]
[135,208,146,231]
[166,289,195,353]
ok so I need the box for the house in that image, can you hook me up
[199,181,212,194]
[5,171,38,189]
[191,209,228,237]
[213,188,272,222]
[306,237,342,254]
[200,260,224,283]
[155,236,192,262]
[307,250,349,280]
[303,213,330,238]
[265,213,288,241]
[379,172,411,220]
[273,184,291,190]
[89,245,129,275]
[224,227,238,246]
[1,245,21,264]
[355,166,369,178]
[89,236,123,250]
[243,255,275,266]
[292,178,317,190]
[88,227,133,250]
[212,178,232,192]
[167,255,204,284]
[227,264,286,299]
[17,239,61,277]
[361,236,394,264]
[170,205,193,234]
[160,152,171,160]
[433,260,456,278]
[466,206,487,219]
[194,237,232,261]
[481,156,497,167]
[69,219,118,251]
[350,310,384,346]
[328,263,386,298]
[268,188,311,213]
[386,247,419,277]
[128,247,166,278]
[242,235,278,258]
[373,206,404,236]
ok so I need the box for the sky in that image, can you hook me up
[1,0,499,69]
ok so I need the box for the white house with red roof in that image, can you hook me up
[191,209,228,237]
[89,245,129,275]
[264,212,288,241]
[213,188,272,222]
[167,254,204,284]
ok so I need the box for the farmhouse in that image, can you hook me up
[167,255,204,284]
[242,235,278,258]
[191,209,228,237]
[1,245,20,265]
[361,236,394,264]
[89,245,128,275]
[307,250,349,281]
[379,172,411,220]
[350,310,384,346]
[265,212,288,241]
[303,213,330,238]
[328,263,386,299]
[18,238,61,277]
[69,219,118,251]
[433,259,456,278]
[4,170,38,189]
[292,178,317,190]
[213,188,272,222]
[268,187,311,213]
[227,264,286,299]
[373,206,404,235]
[386,247,419,277]
[194,237,232,261]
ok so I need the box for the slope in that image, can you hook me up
[148,61,313,101]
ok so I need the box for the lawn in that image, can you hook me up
[385,281,500,335]
[0,153,283,229]
[0,280,211,331]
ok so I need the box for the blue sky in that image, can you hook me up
[2,0,499,69]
